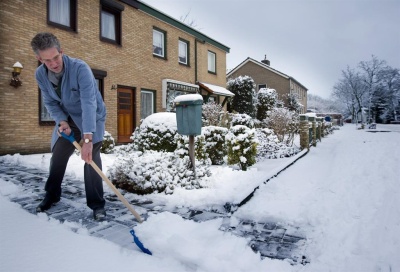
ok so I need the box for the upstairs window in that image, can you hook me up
[208,50,216,74]
[178,39,189,65]
[153,28,166,58]
[47,0,77,31]
[100,0,124,45]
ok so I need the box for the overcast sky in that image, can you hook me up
[141,0,400,98]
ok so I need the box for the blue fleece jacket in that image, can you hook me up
[35,54,107,150]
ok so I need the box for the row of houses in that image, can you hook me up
[0,0,308,155]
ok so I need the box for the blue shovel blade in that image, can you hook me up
[130,229,152,255]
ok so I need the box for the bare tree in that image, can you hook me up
[333,66,367,124]
[359,55,386,123]
[377,66,400,122]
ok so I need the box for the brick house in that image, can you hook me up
[227,57,308,113]
[0,0,232,155]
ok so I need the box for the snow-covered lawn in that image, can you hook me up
[1,124,399,271]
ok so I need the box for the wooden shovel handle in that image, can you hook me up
[72,141,143,223]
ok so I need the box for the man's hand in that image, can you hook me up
[58,120,71,136]
[81,141,93,163]
[81,134,93,163]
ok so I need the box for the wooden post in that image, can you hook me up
[188,135,196,177]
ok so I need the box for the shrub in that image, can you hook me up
[101,131,115,154]
[132,113,178,152]
[219,111,232,129]
[256,128,299,160]
[231,113,255,128]
[175,134,209,164]
[227,75,256,117]
[108,150,211,195]
[256,88,278,121]
[202,101,223,126]
[202,126,228,165]
[264,108,296,143]
[226,125,258,171]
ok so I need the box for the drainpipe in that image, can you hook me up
[195,39,205,84]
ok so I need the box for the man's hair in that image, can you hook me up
[31,32,61,55]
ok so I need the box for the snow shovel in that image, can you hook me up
[60,131,152,255]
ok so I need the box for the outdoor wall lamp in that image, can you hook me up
[10,62,23,88]
[111,84,117,90]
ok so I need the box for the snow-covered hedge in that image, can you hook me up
[109,150,211,195]
[132,113,178,152]
[175,134,209,163]
[202,101,223,126]
[202,126,228,165]
[226,125,258,171]
[101,131,115,154]
[227,75,256,117]
[255,128,300,160]
[256,88,278,121]
[231,113,255,128]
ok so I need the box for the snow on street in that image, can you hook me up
[1,124,400,271]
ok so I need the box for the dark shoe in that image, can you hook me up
[93,208,106,221]
[36,194,60,213]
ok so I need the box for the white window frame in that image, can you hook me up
[208,51,216,73]
[153,29,165,57]
[178,40,188,65]
[141,90,155,120]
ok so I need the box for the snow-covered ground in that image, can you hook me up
[1,124,399,272]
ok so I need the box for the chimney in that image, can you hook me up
[261,54,270,66]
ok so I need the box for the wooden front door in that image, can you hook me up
[117,88,135,143]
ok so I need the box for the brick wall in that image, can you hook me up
[0,0,227,155]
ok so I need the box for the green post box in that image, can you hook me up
[174,94,203,136]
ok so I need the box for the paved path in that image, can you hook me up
[0,161,308,264]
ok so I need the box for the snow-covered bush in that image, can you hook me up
[219,111,232,129]
[108,151,211,195]
[231,113,255,128]
[226,125,258,171]
[227,75,256,117]
[132,113,178,152]
[175,134,209,164]
[202,101,223,126]
[256,88,278,121]
[202,126,228,165]
[264,108,298,144]
[256,128,300,160]
[284,93,303,113]
[101,131,115,154]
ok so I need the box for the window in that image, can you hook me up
[100,0,124,45]
[178,39,189,65]
[153,28,166,58]
[141,90,156,120]
[208,51,216,73]
[92,69,107,99]
[47,0,77,31]
[164,81,199,111]
[258,84,267,90]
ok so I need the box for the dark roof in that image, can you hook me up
[120,0,230,53]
